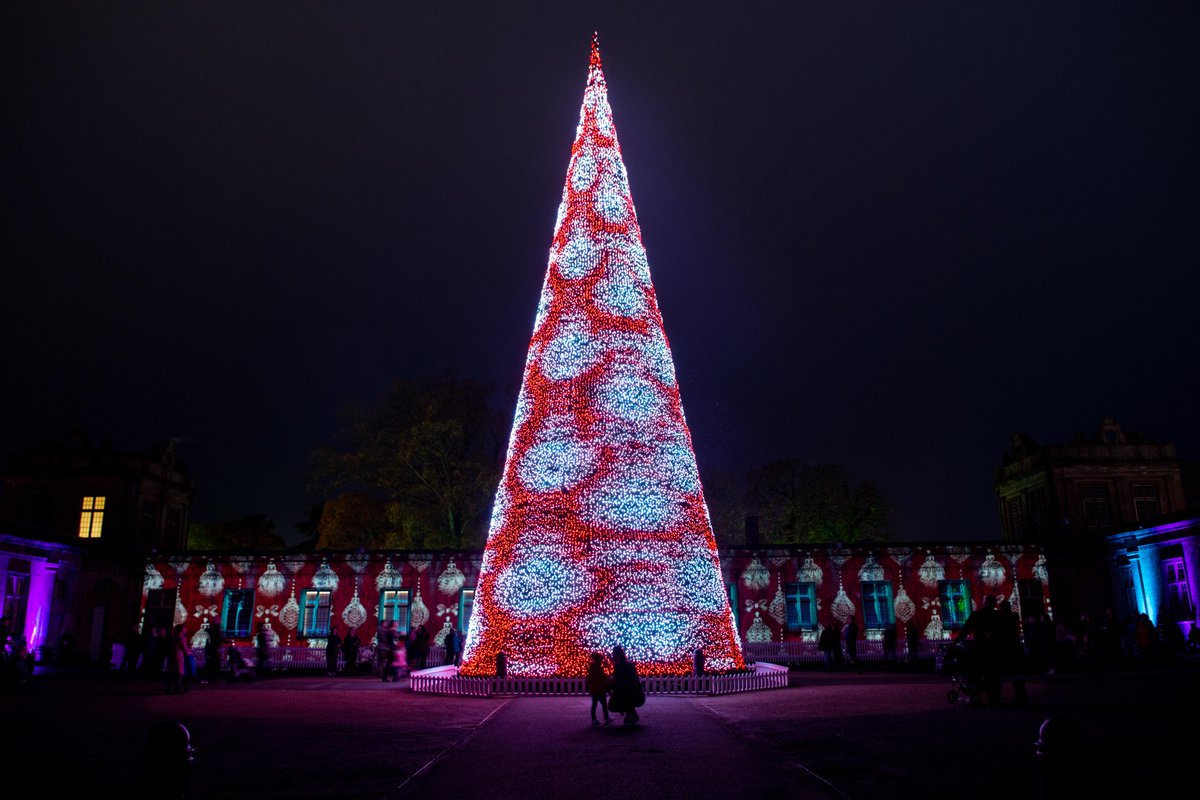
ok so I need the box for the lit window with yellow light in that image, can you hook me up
[79,496,106,539]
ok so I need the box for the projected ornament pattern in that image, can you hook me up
[459,36,744,677]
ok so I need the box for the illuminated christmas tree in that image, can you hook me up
[458,35,745,678]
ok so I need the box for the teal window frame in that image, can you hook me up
[221,589,255,638]
[379,589,411,634]
[299,589,332,637]
[938,580,971,630]
[861,582,894,629]
[786,583,818,630]
[458,588,475,633]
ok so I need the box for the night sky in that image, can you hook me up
[4,3,1197,543]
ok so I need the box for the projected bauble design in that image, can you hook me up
[458,36,744,677]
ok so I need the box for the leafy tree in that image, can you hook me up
[700,468,752,547]
[746,461,892,544]
[314,492,389,550]
[187,513,287,551]
[310,374,504,550]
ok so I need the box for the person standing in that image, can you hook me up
[818,624,837,671]
[140,625,158,675]
[996,598,1030,706]
[325,627,342,675]
[341,629,360,674]
[254,621,272,677]
[843,616,861,672]
[882,623,898,670]
[202,623,224,685]
[414,624,430,670]
[609,645,643,725]
[954,594,1000,706]
[585,651,613,726]
[444,627,460,668]
[378,620,397,682]
[165,624,192,695]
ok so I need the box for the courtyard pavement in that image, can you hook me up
[2,658,1195,799]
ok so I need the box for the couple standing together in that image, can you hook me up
[585,645,644,726]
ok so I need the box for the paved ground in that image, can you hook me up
[2,658,1195,799]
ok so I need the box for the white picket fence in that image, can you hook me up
[195,644,447,672]
[741,639,939,665]
[408,661,789,697]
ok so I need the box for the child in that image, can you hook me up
[585,651,612,726]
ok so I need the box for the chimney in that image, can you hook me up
[744,515,760,547]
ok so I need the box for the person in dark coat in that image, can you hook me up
[414,624,430,670]
[254,621,272,677]
[882,624,898,670]
[444,627,461,668]
[843,616,861,672]
[325,627,342,675]
[953,594,1000,706]
[341,630,360,674]
[135,720,194,800]
[608,645,643,725]
[165,624,192,695]
[585,651,613,726]
[818,624,838,671]
[202,623,224,684]
[996,598,1030,706]
[378,620,398,682]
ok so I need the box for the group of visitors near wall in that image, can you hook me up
[0,616,35,684]
[816,616,914,672]
[585,645,645,726]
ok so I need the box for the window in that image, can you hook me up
[221,589,255,638]
[1120,567,1137,617]
[1080,485,1111,528]
[299,590,332,637]
[144,589,177,633]
[1132,484,1161,521]
[1164,558,1193,616]
[785,583,818,630]
[1008,498,1024,538]
[1029,488,1047,536]
[938,580,971,630]
[380,589,411,634]
[3,571,29,634]
[861,582,895,629]
[78,496,106,539]
[1017,580,1045,619]
[459,588,475,633]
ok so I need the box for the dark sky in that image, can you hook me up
[4,2,1198,544]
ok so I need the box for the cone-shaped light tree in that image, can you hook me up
[459,36,746,677]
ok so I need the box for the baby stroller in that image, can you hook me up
[226,647,256,681]
[940,639,982,704]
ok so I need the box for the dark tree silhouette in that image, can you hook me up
[310,374,504,550]
[187,513,286,551]
[746,461,892,544]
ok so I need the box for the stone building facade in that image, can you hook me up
[0,429,194,661]
[994,417,1187,626]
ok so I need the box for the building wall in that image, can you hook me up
[143,542,1050,656]
[0,431,195,661]
[1107,516,1200,642]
